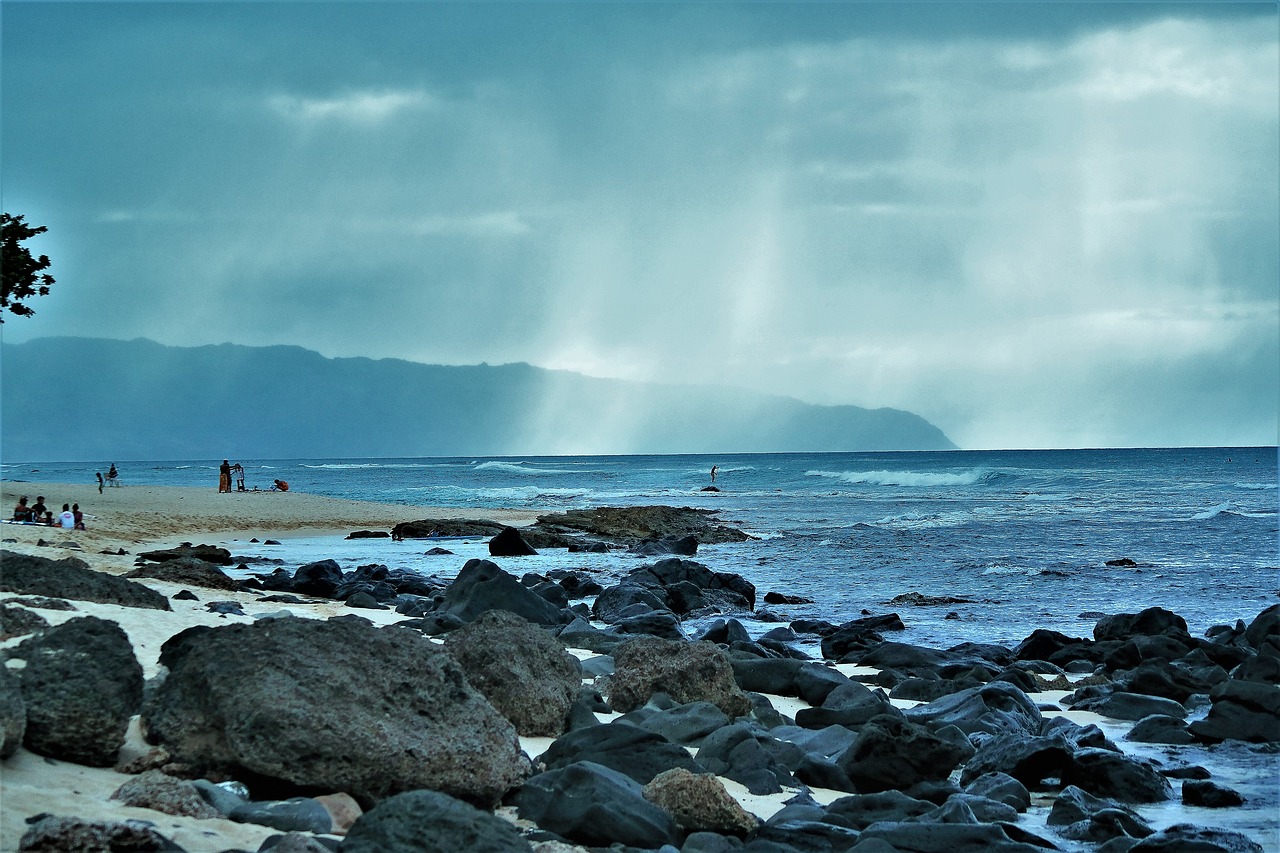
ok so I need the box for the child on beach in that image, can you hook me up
[97,472,104,494]
[72,503,85,530]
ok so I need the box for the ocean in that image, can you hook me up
[6,447,1277,649]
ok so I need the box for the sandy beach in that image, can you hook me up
[1,480,539,546]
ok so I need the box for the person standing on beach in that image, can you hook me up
[96,472,104,494]
[231,462,245,491]
[219,460,231,493]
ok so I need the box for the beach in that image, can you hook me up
[1,479,1276,853]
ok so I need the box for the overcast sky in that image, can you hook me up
[2,2,1276,450]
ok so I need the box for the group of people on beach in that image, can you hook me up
[93,463,120,493]
[218,459,288,493]
[11,495,86,529]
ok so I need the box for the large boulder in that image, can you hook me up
[341,789,532,853]
[1061,748,1173,803]
[1094,607,1189,642]
[443,610,582,736]
[1188,679,1280,743]
[0,665,27,759]
[837,714,971,793]
[539,721,706,785]
[904,680,1043,737]
[608,637,751,717]
[643,767,759,835]
[124,557,241,591]
[141,617,526,806]
[514,760,680,849]
[624,558,756,611]
[17,816,181,852]
[0,551,170,611]
[958,733,1073,788]
[136,543,233,565]
[437,559,565,626]
[1128,823,1264,852]
[1244,604,1279,651]
[533,505,752,546]
[14,616,143,766]
[488,526,537,557]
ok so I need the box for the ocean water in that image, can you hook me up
[6,447,1277,648]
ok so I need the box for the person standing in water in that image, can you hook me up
[710,465,718,484]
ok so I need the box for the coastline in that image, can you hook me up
[1,480,1276,852]
[1,480,539,547]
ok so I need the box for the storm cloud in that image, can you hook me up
[2,3,1275,449]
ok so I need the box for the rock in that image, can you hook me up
[614,611,685,639]
[1062,748,1173,803]
[533,505,752,546]
[342,789,532,853]
[1189,679,1280,742]
[0,666,27,759]
[539,721,705,784]
[290,560,344,598]
[1244,604,1279,651]
[838,714,971,794]
[886,592,974,607]
[17,815,184,852]
[1094,607,1188,642]
[630,535,699,556]
[1106,558,1138,567]
[1047,785,1148,827]
[0,604,50,640]
[729,657,804,695]
[204,600,245,616]
[0,551,171,611]
[515,760,680,849]
[190,779,250,815]
[229,797,334,833]
[625,557,757,611]
[642,767,759,835]
[1127,824,1264,853]
[443,610,581,736]
[345,530,389,539]
[763,591,813,605]
[13,616,143,766]
[137,543,233,565]
[1075,691,1187,721]
[904,680,1043,737]
[110,770,221,818]
[142,617,525,807]
[608,637,752,717]
[958,733,1073,787]
[824,790,936,828]
[694,721,799,794]
[592,583,669,623]
[1126,714,1193,744]
[437,559,565,626]
[856,821,1054,852]
[963,772,1030,812]
[1182,780,1246,808]
[125,557,241,591]
[424,547,454,555]
[624,699,731,745]
[257,834,334,853]
[488,526,538,557]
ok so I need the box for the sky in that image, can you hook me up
[2,1,1277,450]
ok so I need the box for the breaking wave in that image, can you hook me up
[805,468,1001,487]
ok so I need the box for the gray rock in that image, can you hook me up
[124,557,241,591]
[642,767,758,835]
[856,820,1054,852]
[17,815,184,852]
[229,797,332,832]
[514,760,679,849]
[609,637,751,717]
[1181,779,1246,808]
[14,616,143,766]
[137,544,233,565]
[540,721,705,785]
[110,770,221,818]
[141,617,525,806]
[437,559,565,626]
[1189,679,1280,743]
[963,771,1030,812]
[342,789,532,853]
[838,714,972,794]
[1077,691,1187,721]
[444,610,582,736]
[1062,748,1174,803]
[958,733,1073,787]
[0,603,50,639]
[1128,823,1264,852]
[904,680,1043,737]
[0,551,170,611]
[824,790,935,829]
[0,665,26,759]
[488,526,537,557]
[1126,714,1194,744]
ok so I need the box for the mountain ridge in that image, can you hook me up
[1,336,956,460]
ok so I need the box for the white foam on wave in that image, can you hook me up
[301,462,439,470]
[874,510,971,530]
[805,468,996,487]
[1190,503,1277,521]
[1234,482,1278,491]
[473,461,574,476]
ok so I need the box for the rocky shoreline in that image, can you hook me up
[0,519,1277,853]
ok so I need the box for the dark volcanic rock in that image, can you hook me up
[110,770,222,818]
[0,551,171,611]
[125,557,241,591]
[1094,607,1189,642]
[693,721,799,794]
[959,733,1073,787]
[630,535,700,556]
[443,610,581,736]
[0,603,49,640]
[17,815,183,852]
[1188,678,1280,743]
[1062,748,1173,803]
[1182,779,1246,808]
[856,820,1054,852]
[1126,714,1194,744]
[824,790,936,828]
[515,760,680,849]
[390,518,507,539]
[14,616,143,766]
[437,558,565,626]
[137,543,233,565]
[1128,823,1264,852]
[533,505,753,546]
[837,714,971,793]
[540,722,706,784]
[904,680,1043,737]
[0,665,26,759]
[342,789,532,853]
[608,636,752,717]
[141,617,525,806]
[345,530,389,539]
[625,557,757,611]
[488,526,537,557]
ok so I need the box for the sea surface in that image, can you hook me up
[6,447,1277,649]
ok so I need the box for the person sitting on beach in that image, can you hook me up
[72,503,86,530]
[59,504,74,529]
[41,511,54,526]
[272,479,289,492]
[12,496,32,522]
[31,496,48,520]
